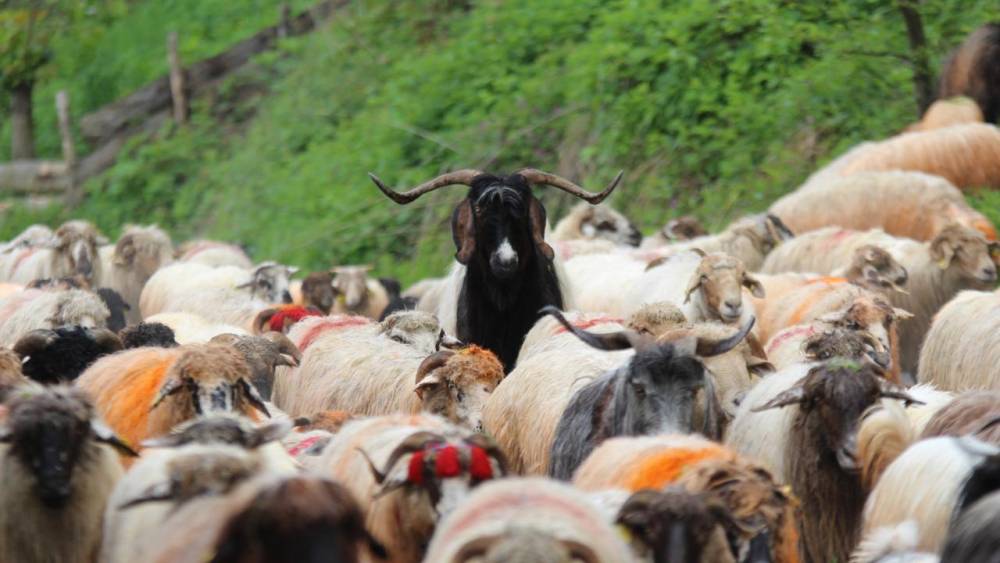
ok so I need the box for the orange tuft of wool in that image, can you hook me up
[100,356,174,450]
[624,446,728,491]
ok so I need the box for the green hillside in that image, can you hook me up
[3,0,998,284]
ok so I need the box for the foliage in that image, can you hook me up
[3,0,999,284]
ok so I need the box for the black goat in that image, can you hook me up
[370,168,622,371]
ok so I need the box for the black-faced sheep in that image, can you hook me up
[371,168,622,372]
[0,385,135,563]
[14,326,122,384]
[424,477,634,563]
[314,413,507,563]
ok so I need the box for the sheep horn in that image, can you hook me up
[437,330,464,350]
[516,168,624,205]
[360,431,445,485]
[766,214,795,240]
[415,351,454,384]
[974,415,1000,437]
[875,379,924,407]
[696,317,755,357]
[562,540,601,563]
[263,331,302,363]
[253,308,280,334]
[541,306,640,351]
[368,169,482,204]
[118,482,174,510]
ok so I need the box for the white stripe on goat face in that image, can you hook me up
[495,239,517,265]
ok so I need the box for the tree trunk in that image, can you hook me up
[10,83,36,160]
[897,0,935,115]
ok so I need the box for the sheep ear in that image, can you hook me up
[248,419,293,448]
[238,379,271,418]
[930,234,957,269]
[529,197,555,262]
[414,374,443,400]
[743,273,765,298]
[91,419,139,457]
[684,273,706,304]
[150,376,185,411]
[113,234,136,266]
[751,385,806,412]
[118,482,174,510]
[452,200,477,265]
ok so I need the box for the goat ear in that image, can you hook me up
[743,273,765,298]
[238,379,271,418]
[529,197,555,262]
[751,385,806,412]
[249,419,293,448]
[150,376,185,411]
[91,419,139,457]
[452,199,477,264]
[414,374,443,400]
[684,273,706,304]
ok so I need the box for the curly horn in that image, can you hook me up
[369,170,482,204]
[516,168,624,204]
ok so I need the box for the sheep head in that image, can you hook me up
[379,310,462,354]
[682,252,764,324]
[14,326,122,384]
[48,220,103,281]
[370,168,622,285]
[120,322,179,349]
[572,202,642,247]
[112,225,174,279]
[119,447,262,509]
[331,265,374,311]
[660,215,708,242]
[236,262,298,304]
[802,326,885,368]
[210,332,301,401]
[616,488,742,563]
[142,413,291,449]
[543,307,754,439]
[413,346,504,432]
[845,245,909,293]
[150,344,270,420]
[300,271,336,313]
[0,386,136,508]
[817,295,910,372]
[358,431,506,518]
[930,223,999,285]
[752,359,921,472]
[730,214,795,256]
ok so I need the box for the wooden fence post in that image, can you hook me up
[55,90,81,206]
[167,32,188,124]
[278,3,291,38]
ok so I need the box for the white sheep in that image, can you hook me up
[96,225,174,325]
[919,289,1000,391]
[0,221,105,285]
[638,213,794,271]
[550,201,641,247]
[0,288,109,347]
[176,239,253,268]
[144,312,248,344]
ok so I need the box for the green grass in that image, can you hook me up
[3,0,999,284]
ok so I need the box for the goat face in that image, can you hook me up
[931,224,999,285]
[625,349,709,436]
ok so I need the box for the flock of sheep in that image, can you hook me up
[0,21,999,563]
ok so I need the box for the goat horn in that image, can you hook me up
[974,415,1000,437]
[696,316,755,357]
[541,306,639,351]
[876,379,924,407]
[416,350,454,384]
[369,169,482,204]
[516,168,624,204]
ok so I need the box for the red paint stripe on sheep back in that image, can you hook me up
[296,315,371,351]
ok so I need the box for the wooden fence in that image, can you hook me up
[0,0,342,207]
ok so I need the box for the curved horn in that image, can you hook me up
[253,308,280,334]
[516,168,624,204]
[416,350,455,384]
[974,414,1000,437]
[358,431,444,484]
[368,169,482,204]
[541,306,639,351]
[696,317,755,357]
[876,378,924,407]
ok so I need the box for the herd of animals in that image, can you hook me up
[0,21,999,563]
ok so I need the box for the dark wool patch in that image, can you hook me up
[120,322,179,349]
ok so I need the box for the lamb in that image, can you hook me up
[0,220,104,285]
[119,322,179,349]
[96,225,174,325]
[176,239,253,268]
[144,312,248,344]
[0,386,135,563]
[100,415,296,563]
[919,289,1000,392]
[145,475,386,563]
[208,332,300,401]
[139,261,297,327]
[939,23,1000,123]
[298,271,336,313]
[423,477,634,563]
[906,96,984,132]
[550,201,641,247]
[761,224,998,375]
[75,343,271,450]
[0,288,110,347]
[313,413,507,563]
[14,326,122,383]
[546,308,754,479]
[769,171,996,241]
[836,123,1000,191]
[744,360,920,563]
[639,213,794,270]
[857,436,998,556]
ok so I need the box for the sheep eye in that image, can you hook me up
[390,334,409,344]
[258,280,272,289]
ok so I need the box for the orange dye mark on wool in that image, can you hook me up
[624,446,727,491]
